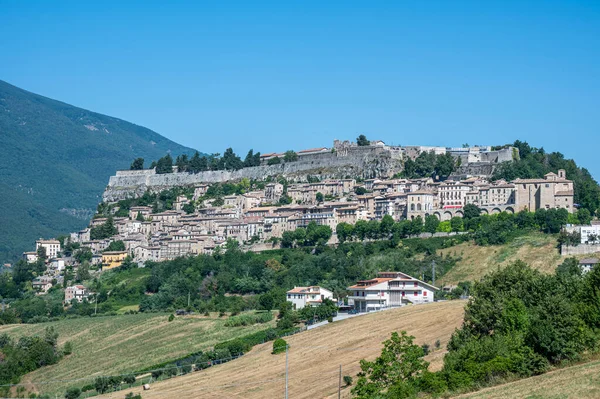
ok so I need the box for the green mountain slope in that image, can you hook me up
[0,80,196,263]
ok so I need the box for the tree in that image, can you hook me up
[434,153,456,179]
[283,150,298,162]
[104,240,125,252]
[155,154,174,174]
[356,134,370,146]
[267,156,281,165]
[259,293,275,311]
[136,211,145,221]
[129,158,144,170]
[462,204,481,220]
[75,261,90,282]
[221,148,243,170]
[355,186,367,195]
[316,192,324,203]
[175,154,189,172]
[352,331,428,398]
[244,149,261,167]
[450,217,464,232]
[189,151,208,173]
[424,215,440,234]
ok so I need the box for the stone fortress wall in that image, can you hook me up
[103,143,403,202]
[102,140,515,203]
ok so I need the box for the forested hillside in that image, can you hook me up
[0,80,196,263]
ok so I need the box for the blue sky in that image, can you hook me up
[1,0,599,179]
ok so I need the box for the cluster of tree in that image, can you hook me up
[0,328,66,396]
[136,236,457,314]
[337,205,580,247]
[90,216,118,240]
[353,261,600,398]
[280,223,333,248]
[401,151,457,180]
[493,140,600,215]
[145,146,302,176]
[104,240,126,252]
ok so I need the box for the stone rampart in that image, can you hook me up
[103,146,403,202]
[561,244,600,256]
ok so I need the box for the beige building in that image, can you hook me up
[514,170,574,213]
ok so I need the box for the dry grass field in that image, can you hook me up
[455,358,600,399]
[438,233,564,285]
[0,312,275,395]
[103,300,466,399]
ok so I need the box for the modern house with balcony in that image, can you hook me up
[347,271,438,312]
[286,286,334,310]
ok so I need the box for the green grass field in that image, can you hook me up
[0,312,275,396]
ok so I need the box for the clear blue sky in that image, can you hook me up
[1,0,599,179]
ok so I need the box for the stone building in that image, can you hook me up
[513,170,574,213]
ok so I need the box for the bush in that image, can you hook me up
[63,341,73,355]
[168,314,175,322]
[421,343,430,355]
[343,375,353,386]
[327,316,333,323]
[64,387,81,399]
[224,311,273,327]
[272,338,288,354]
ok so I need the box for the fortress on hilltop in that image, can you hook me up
[102,139,515,203]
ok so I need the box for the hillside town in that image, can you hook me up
[20,140,577,302]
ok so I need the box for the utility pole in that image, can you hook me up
[432,259,436,287]
[94,294,98,315]
[188,291,191,308]
[285,345,289,399]
[338,364,342,399]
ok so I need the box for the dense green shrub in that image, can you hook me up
[272,338,288,354]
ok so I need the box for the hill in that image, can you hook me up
[0,80,196,263]
[103,300,466,399]
[455,357,600,399]
[0,311,275,396]
[437,233,563,285]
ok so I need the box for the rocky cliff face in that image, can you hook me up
[103,146,404,202]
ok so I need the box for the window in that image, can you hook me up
[414,282,418,287]
[414,291,418,296]
[402,291,405,296]
[424,291,427,296]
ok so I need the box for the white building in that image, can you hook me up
[580,258,599,273]
[65,285,90,303]
[564,223,600,244]
[36,239,61,258]
[347,271,438,312]
[286,286,334,310]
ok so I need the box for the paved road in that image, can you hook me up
[307,307,396,330]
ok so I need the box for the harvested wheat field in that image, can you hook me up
[104,300,466,399]
[438,233,563,285]
[455,358,600,399]
[0,312,275,396]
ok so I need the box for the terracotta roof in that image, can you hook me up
[298,147,328,153]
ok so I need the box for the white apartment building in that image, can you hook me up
[347,271,438,312]
[35,239,61,258]
[286,286,334,310]
[565,223,600,244]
